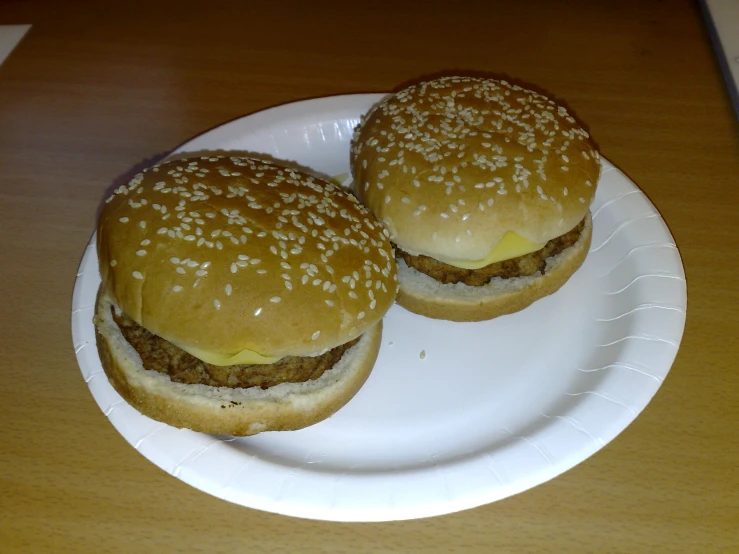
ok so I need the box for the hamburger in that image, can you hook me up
[350,76,600,321]
[93,155,397,436]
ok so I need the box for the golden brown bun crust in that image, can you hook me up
[395,213,592,321]
[97,155,396,358]
[350,76,600,262]
[94,288,381,436]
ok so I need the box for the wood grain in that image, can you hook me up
[1,0,737,552]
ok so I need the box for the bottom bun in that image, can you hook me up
[395,213,592,322]
[94,290,381,436]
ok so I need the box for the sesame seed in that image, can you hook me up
[311,331,321,340]
[270,296,281,303]
[136,249,146,256]
[176,267,186,274]
[254,307,262,316]
[132,271,143,280]
[213,299,221,310]
[172,285,183,292]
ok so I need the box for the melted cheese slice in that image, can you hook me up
[438,232,545,269]
[175,343,280,366]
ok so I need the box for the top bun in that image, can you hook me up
[350,76,601,263]
[97,155,397,358]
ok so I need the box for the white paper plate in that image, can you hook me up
[72,94,687,522]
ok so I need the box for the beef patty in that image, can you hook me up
[112,308,359,389]
[395,218,585,286]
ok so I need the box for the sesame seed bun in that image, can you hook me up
[350,76,600,320]
[94,155,397,434]
[94,289,381,436]
[97,155,397,358]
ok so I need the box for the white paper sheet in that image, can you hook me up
[0,24,30,67]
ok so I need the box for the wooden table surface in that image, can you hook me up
[1,0,737,551]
